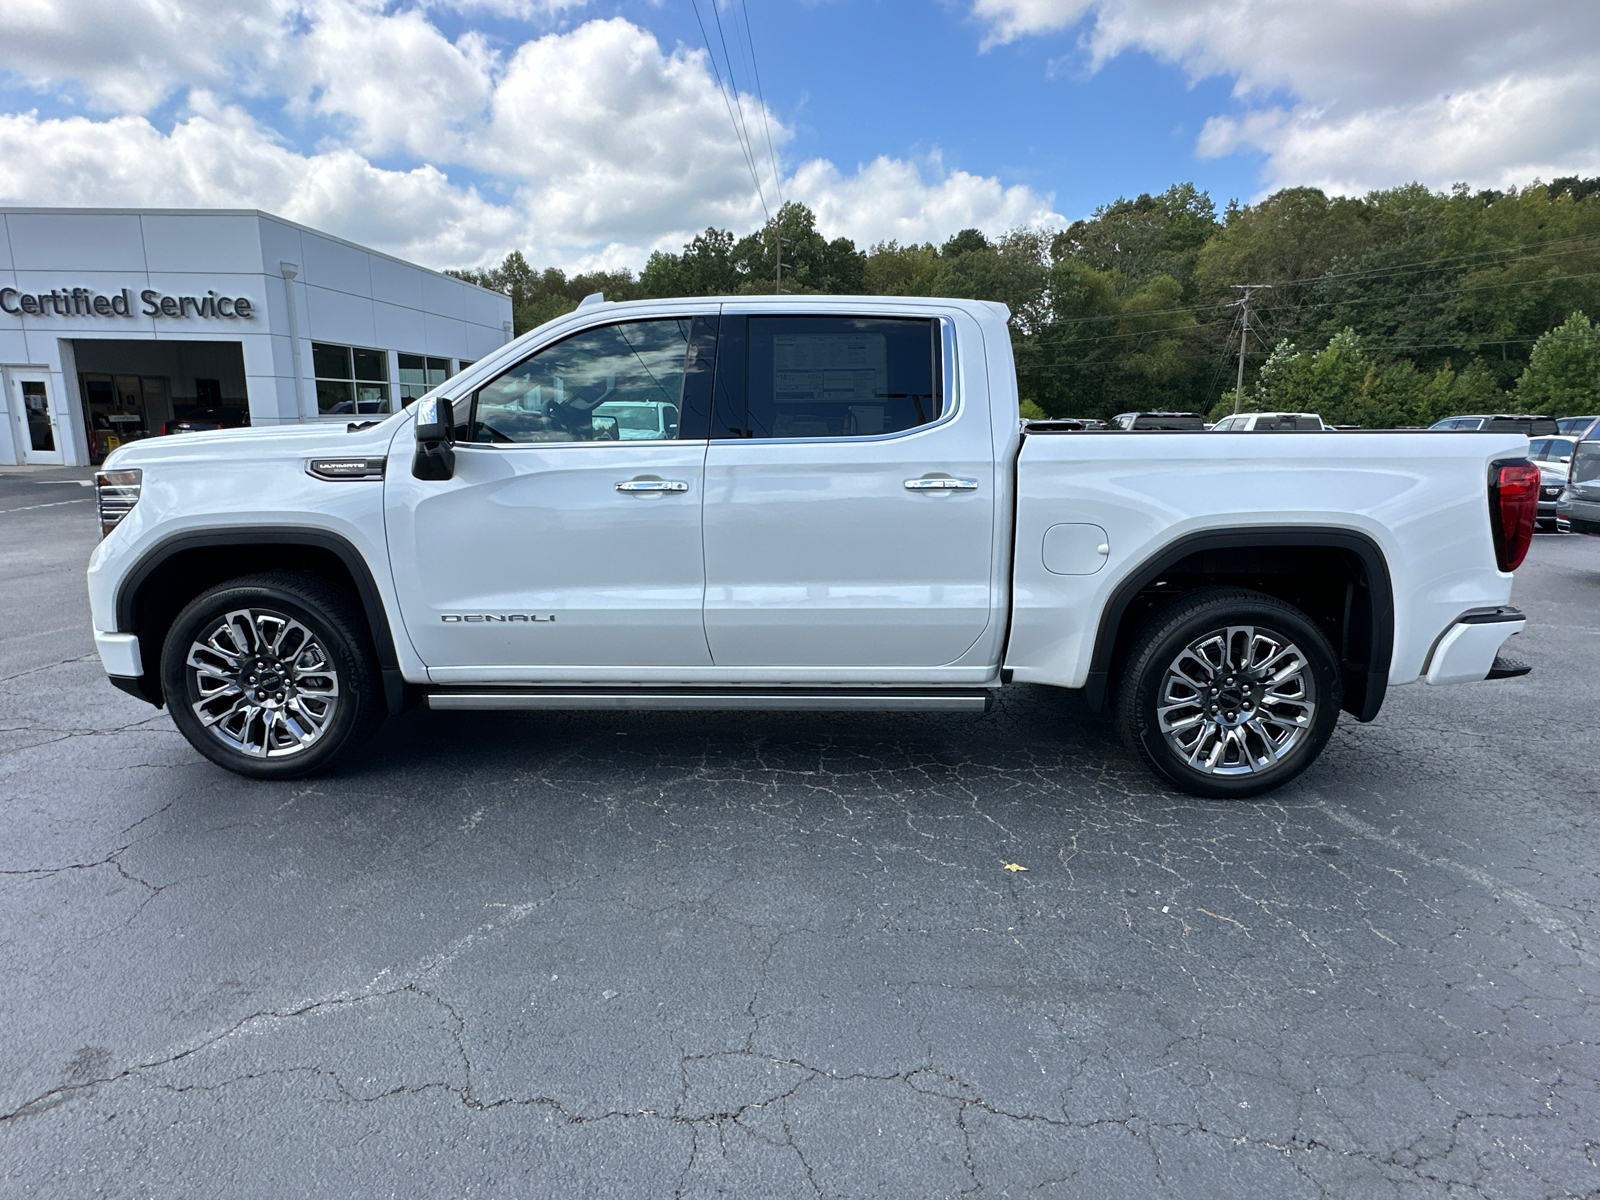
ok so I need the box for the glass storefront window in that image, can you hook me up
[398,354,454,406]
[314,342,390,415]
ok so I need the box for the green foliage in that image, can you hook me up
[1223,328,1507,426]
[1515,311,1600,415]
[1018,399,1049,420]
[449,251,643,336]
[455,178,1600,422]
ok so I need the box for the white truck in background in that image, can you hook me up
[87,296,1539,798]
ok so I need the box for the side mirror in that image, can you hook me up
[591,414,619,440]
[412,396,456,480]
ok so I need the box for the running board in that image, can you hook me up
[427,688,993,713]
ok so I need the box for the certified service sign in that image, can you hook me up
[0,286,255,320]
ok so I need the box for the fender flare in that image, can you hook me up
[114,526,407,713]
[1083,525,1394,722]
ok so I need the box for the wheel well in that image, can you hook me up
[116,533,403,712]
[1087,533,1393,722]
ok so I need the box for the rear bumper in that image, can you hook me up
[1423,608,1525,685]
[1556,494,1600,535]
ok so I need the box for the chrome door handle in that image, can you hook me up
[904,477,979,491]
[616,479,689,494]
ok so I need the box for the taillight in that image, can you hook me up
[1488,458,1539,571]
[95,468,142,538]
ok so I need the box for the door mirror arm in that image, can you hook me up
[412,396,457,480]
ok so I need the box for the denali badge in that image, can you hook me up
[441,614,556,623]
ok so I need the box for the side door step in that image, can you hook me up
[426,688,994,712]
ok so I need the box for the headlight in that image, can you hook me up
[95,468,141,538]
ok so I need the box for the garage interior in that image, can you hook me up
[74,339,249,462]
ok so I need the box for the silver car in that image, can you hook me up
[1556,438,1600,536]
[1530,436,1578,527]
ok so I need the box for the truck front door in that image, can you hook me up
[701,313,994,669]
[386,315,716,673]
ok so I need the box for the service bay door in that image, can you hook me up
[701,313,994,669]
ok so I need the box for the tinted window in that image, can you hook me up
[1531,437,1575,460]
[1486,416,1558,435]
[713,316,941,440]
[1574,441,1600,486]
[1131,414,1204,430]
[467,318,711,444]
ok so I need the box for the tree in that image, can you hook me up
[1516,311,1600,415]
[451,252,643,335]
[732,202,865,295]
[640,227,741,297]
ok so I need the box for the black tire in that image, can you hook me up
[161,572,384,779]
[1113,587,1341,799]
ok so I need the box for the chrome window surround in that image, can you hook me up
[451,314,963,451]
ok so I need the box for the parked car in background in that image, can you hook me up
[1022,417,1106,431]
[1111,411,1207,430]
[1557,438,1600,535]
[1430,414,1560,435]
[1529,436,1578,527]
[1555,415,1600,438]
[593,400,680,440]
[161,407,250,436]
[1212,412,1327,431]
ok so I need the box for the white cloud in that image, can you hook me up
[0,101,525,266]
[0,0,290,112]
[971,0,1600,193]
[791,154,1063,247]
[0,8,1059,271]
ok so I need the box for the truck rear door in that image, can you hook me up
[700,312,994,668]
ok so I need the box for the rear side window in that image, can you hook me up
[712,316,941,440]
[1131,414,1204,430]
[1574,441,1600,486]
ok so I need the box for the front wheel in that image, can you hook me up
[1114,588,1342,799]
[161,572,384,779]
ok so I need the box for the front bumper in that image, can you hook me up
[1539,484,1563,520]
[1424,607,1526,685]
[95,630,143,678]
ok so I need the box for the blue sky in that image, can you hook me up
[0,0,1594,270]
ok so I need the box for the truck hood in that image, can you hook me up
[102,417,408,469]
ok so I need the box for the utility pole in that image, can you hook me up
[1229,284,1271,414]
[773,215,786,295]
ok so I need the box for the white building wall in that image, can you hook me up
[0,208,513,465]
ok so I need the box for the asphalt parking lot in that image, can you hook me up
[1,465,1597,1199]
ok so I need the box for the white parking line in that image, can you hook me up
[0,498,93,514]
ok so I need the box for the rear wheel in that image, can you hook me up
[1114,588,1341,798]
[161,573,383,779]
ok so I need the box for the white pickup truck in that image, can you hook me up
[87,296,1541,797]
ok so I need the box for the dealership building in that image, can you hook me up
[0,208,513,466]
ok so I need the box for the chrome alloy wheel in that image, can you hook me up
[185,608,341,759]
[1155,625,1316,776]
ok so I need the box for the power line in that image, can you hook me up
[733,0,787,292]
[1030,232,1600,333]
[708,0,769,220]
[688,0,770,224]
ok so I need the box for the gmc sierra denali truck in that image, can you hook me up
[86,296,1540,798]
